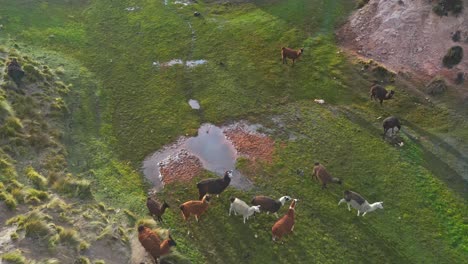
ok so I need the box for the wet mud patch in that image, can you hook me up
[142,122,275,191]
[152,59,207,68]
[159,150,204,185]
[225,125,275,163]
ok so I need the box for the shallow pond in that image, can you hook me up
[142,123,254,191]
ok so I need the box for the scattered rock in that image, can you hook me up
[188,99,200,110]
[194,11,201,17]
[425,78,447,96]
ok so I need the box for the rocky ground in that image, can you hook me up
[338,0,468,89]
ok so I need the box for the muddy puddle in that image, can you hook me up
[143,123,269,191]
[152,59,207,68]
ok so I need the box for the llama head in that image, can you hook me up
[375,201,384,209]
[279,196,292,205]
[203,195,212,202]
[371,202,383,211]
[168,234,177,246]
[137,225,146,233]
[299,48,304,54]
[387,90,395,99]
[253,205,261,213]
[290,199,299,209]
[225,170,233,178]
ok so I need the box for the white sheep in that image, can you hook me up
[338,190,383,216]
[229,197,261,224]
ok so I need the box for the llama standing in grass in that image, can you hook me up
[196,170,232,200]
[281,47,304,65]
[382,116,401,138]
[146,197,170,223]
[370,84,395,106]
[251,195,291,218]
[137,225,177,264]
[179,195,211,222]
[272,199,298,241]
[229,197,261,224]
[338,190,383,216]
[312,162,342,189]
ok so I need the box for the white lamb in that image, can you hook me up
[338,190,383,216]
[229,197,261,224]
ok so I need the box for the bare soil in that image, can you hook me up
[337,0,468,85]
[224,127,275,163]
[159,150,204,185]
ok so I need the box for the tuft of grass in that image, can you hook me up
[25,188,50,202]
[0,81,19,92]
[123,209,137,224]
[50,97,68,114]
[425,77,447,96]
[0,98,15,117]
[25,219,52,238]
[22,64,44,82]
[1,250,27,264]
[433,0,463,16]
[10,188,24,204]
[356,0,369,9]
[0,157,17,182]
[442,46,463,68]
[25,166,48,189]
[75,256,91,264]
[136,218,158,230]
[53,175,92,199]
[56,226,89,251]
[0,116,23,137]
[46,197,70,212]
[10,231,19,241]
[0,191,17,209]
[41,259,60,264]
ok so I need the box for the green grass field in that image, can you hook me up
[0,0,467,263]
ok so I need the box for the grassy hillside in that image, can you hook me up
[0,0,467,263]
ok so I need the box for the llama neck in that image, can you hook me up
[223,175,231,185]
[287,208,295,219]
[248,207,258,214]
[161,204,169,213]
[159,239,174,255]
[367,202,381,212]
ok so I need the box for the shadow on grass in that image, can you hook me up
[341,108,467,198]
[403,120,468,198]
